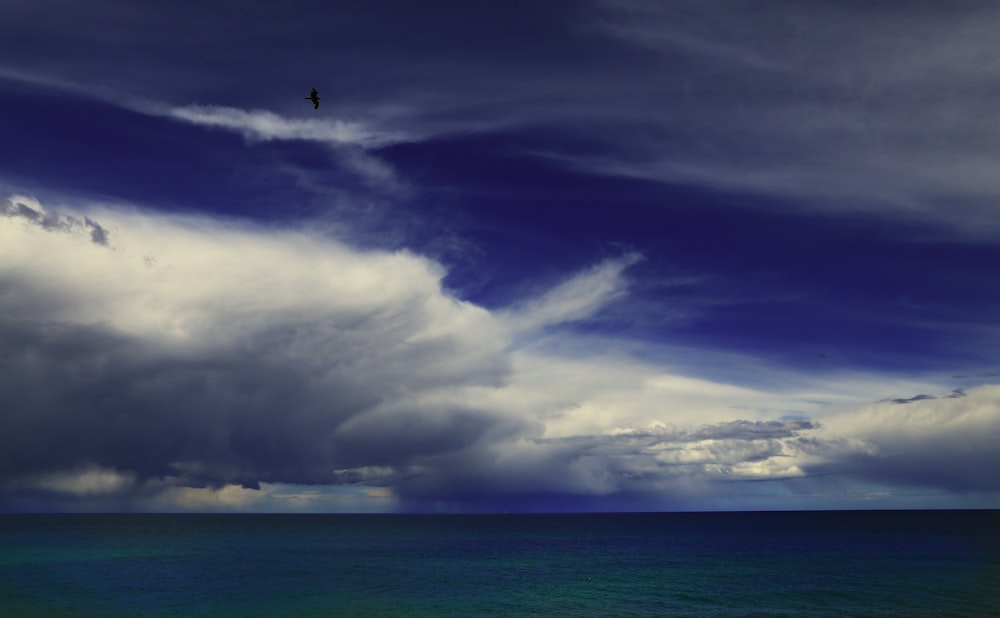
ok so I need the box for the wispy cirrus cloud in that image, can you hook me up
[163,104,415,193]
[500,252,643,334]
[573,0,1000,238]
[11,1,1000,239]
[167,104,409,148]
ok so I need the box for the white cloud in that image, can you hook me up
[0,196,644,505]
[814,384,1000,490]
[3,195,997,511]
[500,252,643,334]
[167,104,407,148]
[161,105,414,192]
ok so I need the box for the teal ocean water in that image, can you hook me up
[1,511,998,616]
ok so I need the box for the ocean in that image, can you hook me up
[1,511,997,616]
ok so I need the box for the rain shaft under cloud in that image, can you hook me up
[3,197,999,512]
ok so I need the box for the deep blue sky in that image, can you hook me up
[2,0,999,512]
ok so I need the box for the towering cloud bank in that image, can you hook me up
[3,196,998,511]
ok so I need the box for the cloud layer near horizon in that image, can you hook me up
[3,195,999,511]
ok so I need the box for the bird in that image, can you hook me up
[818,352,827,358]
[305,88,320,109]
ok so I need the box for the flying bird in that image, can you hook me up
[305,88,320,109]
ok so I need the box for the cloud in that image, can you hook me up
[818,385,1000,492]
[10,2,1000,238]
[886,388,966,404]
[0,67,412,191]
[0,197,511,494]
[166,105,408,148]
[142,482,398,513]
[0,196,646,510]
[8,465,137,497]
[380,366,1000,509]
[500,252,643,333]
[158,104,414,194]
[952,371,1000,379]
[3,196,997,511]
[380,416,824,512]
[568,0,1000,237]
[2,195,109,245]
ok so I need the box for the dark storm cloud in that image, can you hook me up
[890,394,936,404]
[332,406,519,468]
[0,316,361,488]
[837,435,1000,493]
[886,388,965,404]
[0,202,656,511]
[527,419,819,453]
[687,419,819,441]
[0,204,532,506]
[2,197,110,245]
[843,450,1000,493]
[0,307,522,493]
[84,217,109,245]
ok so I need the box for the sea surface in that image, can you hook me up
[1,511,998,616]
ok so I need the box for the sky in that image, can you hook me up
[2,0,999,513]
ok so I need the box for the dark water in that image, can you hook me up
[1,511,998,616]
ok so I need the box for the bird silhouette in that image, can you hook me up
[305,88,320,109]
